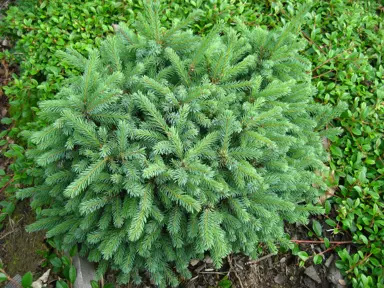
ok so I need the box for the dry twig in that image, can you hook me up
[227,255,245,288]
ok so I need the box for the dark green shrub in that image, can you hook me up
[17,4,343,287]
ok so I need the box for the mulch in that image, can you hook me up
[102,220,351,288]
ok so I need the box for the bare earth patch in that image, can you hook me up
[0,201,48,277]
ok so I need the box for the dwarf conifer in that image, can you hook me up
[18,2,345,287]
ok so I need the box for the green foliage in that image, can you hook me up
[21,272,33,288]
[0,0,273,128]
[0,0,281,218]
[0,142,35,221]
[300,2,384,287]
[2,0,384,286]
[91,280,115,288]
[17,4,337,287]
[218,275,233,288]
[39,239,79,287]
[267,1,384,286]
[0,0,129,218]
[0,201,15,230]
[0,0,129,127]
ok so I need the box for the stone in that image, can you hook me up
[304,265,322,284]
[1,107,7,117]
[2,39,10,47]
[274,273,286,284]
[194,264,206,273]
[204,256,213,264]
[190,259,200,266]
[324,254,334,268]
[303,277,317,288]
[327,262,345,288]
[73,256,96,288]
[279,257,286,264]
[32,269,50,288]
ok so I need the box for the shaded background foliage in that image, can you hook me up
[0,0,383,287]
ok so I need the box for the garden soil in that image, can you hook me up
[103,221,349,288]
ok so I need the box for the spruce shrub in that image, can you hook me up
[18,4,344,287]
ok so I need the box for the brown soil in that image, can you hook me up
[0,201,48,277]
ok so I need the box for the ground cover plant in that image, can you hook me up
[290,2,384,287]
[15,2,344,287]
[0,0,383,287]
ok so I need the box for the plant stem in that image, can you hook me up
[291,239,352,244]
[0,269,23,288]
[346,253,372,274]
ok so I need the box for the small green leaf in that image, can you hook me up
[312,220,322,237]
[359,234,368,245]
[313,254,323,265]
[69,265,76,283]
[0,118,12,125]
[218,276,232,288]
[330,146,343,157]
[21,272,33,288]
[56,280,69,288]
[61,255,71,266]
[365,158,375,165]
[298,251,309,261]
[325,200,331,214]
[50,257,62,267]
[91,280,99,288]
[0,273,8,282]
[325,219,337,227]
[69,245,78,257]
[358,167,367,183]
[324,237,330,248]
[351,127,362,135]
[369,257,380,266]
[57,39,65,46]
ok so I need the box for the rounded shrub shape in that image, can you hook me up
[19,4,339,287]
